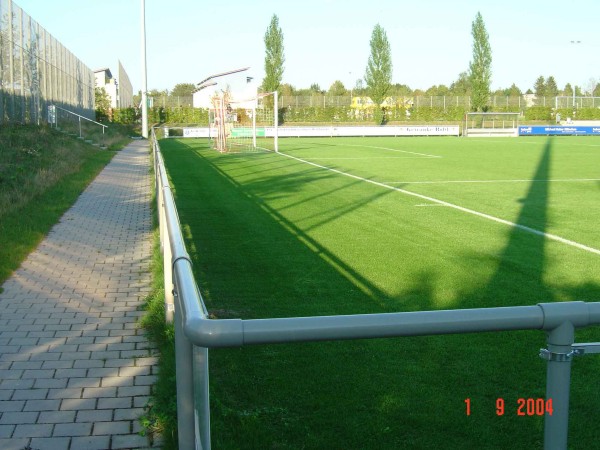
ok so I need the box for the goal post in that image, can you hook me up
[464,112,520,137]
[209,90,278,153]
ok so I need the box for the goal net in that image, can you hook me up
[209,91,279,153]
[464,112,520,137]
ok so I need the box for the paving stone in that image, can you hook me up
[13,423,53,437]
[29,437,71,450]
[0,141,156,448]
[112,433,153,449]
[53,421,92,437]
[71,435,110,449]
[76,409,112,423]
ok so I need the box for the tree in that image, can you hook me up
[545,76,559,97]
[94,87,111,122]
[506,83,522,96]
[390,83,412,97]
[468,12,492,111]
[364,24,392,124]
[262,14,285,94]
[328,80,347,96]
[309,83,324,94]
[170,83,196,98]
[450,71,471,95]
[426,85,450,96]
[593,83,600,97]
[534,76,546,97]
[279,83,295,97]
[563,83,573,97]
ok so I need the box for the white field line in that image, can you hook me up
[383,178,600,185]
[303,156,436,160]
[278,151,600,256]
[344,144,442,158]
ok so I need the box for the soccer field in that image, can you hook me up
[160,136,600,449]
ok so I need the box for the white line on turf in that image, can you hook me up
[382,178,600,185]
[278,151,600,256]
[302,156,436,160]
[344,144,442,158]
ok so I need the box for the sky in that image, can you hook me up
[13,0,600,95]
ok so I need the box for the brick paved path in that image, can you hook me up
[0,140,160,450]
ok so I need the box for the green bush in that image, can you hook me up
[524,106,552,121]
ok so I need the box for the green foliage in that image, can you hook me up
[112,107,138,124]
[147,107,209,125]
[170,83,196,98]
[524,106,552,121]
[469,12,492,111]
[0,125,116,285]
[139,231,178,449]
[262,14,285,93]
[546,76,559,97]
[95,87,111,122]
[534,76,546,97]
[563,83,574,97]
[364,24,393,119]
[557,107,600,120]
[328,80,347,96]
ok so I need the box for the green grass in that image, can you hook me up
[157,136,600,449]
[0,125,121,286]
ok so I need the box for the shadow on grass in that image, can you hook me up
[160,137,600,449]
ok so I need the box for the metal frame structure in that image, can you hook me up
[464,111,520,137]
[152,128,600,450]
[0,0,95,125]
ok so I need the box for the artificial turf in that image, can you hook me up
[159,135,600,449]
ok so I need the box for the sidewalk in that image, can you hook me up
[0,140,159,450]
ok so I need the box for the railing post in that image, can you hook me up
[174,290,197,450]
[541,320,575,450]
[194,346,211,449]
[162,203,174,322]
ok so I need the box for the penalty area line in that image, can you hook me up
[278,151,600,256]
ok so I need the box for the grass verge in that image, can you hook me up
[0,124,127,287]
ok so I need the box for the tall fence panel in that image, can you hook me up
[0,0,94,125]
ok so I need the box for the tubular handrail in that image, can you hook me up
[151,128,600,450]
[52,104,108,128]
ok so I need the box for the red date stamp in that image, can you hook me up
[464,398,553,416]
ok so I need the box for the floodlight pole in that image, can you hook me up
[141,0,148,138]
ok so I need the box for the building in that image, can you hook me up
[94,61,133,109]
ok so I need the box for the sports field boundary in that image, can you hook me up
[153,132,600,450]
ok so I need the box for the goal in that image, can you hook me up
[464,112,520,137]
[209,91,279,153]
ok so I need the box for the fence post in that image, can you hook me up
[541,320,576,450]
[194,346,211,449]
[174,291,197,449]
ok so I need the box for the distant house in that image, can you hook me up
[94,61,133,109]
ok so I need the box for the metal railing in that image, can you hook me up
[50,105,107,146]
[151,128,600,450]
